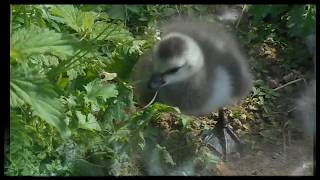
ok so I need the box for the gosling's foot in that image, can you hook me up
[201,125,242,161]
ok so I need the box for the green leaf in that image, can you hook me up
[127,5,143,14]
[66,61,87,81]
[107,5,126,20]
[84,79,118,104]
[10,66,70,138]
[91,22,134,42]
[106,49,139,80]
[76,111,101,131]
[50,5,97,34]
[151,102,180,113]
[82,12,96,32]
[72,159,106,176]
[155,144,176,166]
[103,83,134,128]
[178,114,193,127]
[10,26,78,60]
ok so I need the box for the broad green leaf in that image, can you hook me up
[86,113,101,131]
[91,22,134,42]
[76,111,101,131]
[84,79,118,104]
[10,66,70,138]
[10,26,78,60]
[151,102,180,113]
[103,83,134,129]
[105,50,139,80]
[66,61,87,81]
[50,5,97,34]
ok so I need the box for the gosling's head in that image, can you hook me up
[148,33,204,90]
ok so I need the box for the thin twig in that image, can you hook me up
[287,107,297,113]
[142,90,159,109]
[235,5,246,29]
[175,5,180,16]
[273,78,304,91]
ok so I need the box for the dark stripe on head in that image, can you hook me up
[156,36,186,61]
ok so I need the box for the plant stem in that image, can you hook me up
[273,78,304,91]
[235,5,246,29]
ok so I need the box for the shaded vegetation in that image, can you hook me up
[8,5,315,176]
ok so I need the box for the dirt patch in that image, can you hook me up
[218,139,314,176]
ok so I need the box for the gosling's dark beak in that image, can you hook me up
[148,73,166,90]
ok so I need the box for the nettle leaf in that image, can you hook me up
[10,26,78,61]
[106,49,139,80]
[66,61,87,81]
[103,83,134,128]
[84,79,118,104]
[10,66,70,138]
[75,111,101,131]
[128,40,146,55]
[91,22,134,42]
[29,54,60,68]
[49,5,97,34]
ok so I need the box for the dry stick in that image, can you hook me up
[235,5,246,29]
[175,5,181,16]
[142,90,159,109]
[273,78,304,91]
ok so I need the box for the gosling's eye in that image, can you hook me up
[165,66,181,74]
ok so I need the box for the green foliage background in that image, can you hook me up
[8,5,315,176]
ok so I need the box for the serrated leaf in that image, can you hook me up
[91,22,134,42]
[76,111,101,131]
[30,54,60,67]
[50,5,97,33]
[128,40,145,55]
[10,66,70,138]
[10,26,78,60]
[103,83,134,128]
[106,50,139,80]
[84,79,118,104]
[82,12,96,32]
